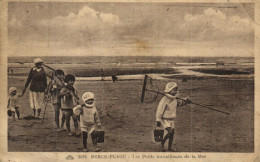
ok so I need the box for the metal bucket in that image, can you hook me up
[96,130,105,143]
[7,110,12,117]
[153,129,164,142]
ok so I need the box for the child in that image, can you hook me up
[7,87,22,120]
[22,58,47,118]
[156,82,191,152]
[73,92,102,152]
[50,69,66,132]
[59,74,80,136]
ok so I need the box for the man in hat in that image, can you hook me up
[156,82,191,152]
[22,58,47,118]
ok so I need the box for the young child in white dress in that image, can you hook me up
[156,82,191,152]
[7,87,22,120]
[73,92,102,152]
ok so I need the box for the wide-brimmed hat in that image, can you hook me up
[82,92,94,102]
[9,87,17,94]
[164,82,178,93]
[34,58,44,64]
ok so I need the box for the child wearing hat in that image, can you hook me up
[7,87,22,120]
[49,69,66,132]
[22,58,47,118]
[156,82,191,152]
[73,92,102,152]
[59,74,80,136]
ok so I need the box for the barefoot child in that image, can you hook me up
[59,74,80,136]
[73,92,102,152]
[50,69,66,132]
[7,87,22,120]
[156,82,191,152]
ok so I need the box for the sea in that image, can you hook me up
[8,56,254,65]
[7,56,254,79]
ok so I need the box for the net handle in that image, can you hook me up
[141,75,148,103]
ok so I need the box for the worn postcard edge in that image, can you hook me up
[0,0,259,161]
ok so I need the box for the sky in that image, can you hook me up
[8,2,254,57]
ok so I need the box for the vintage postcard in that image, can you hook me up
[0,0,259,161]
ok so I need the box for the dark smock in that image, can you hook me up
[24,67,47,92]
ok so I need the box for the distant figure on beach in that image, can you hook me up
[112,75,118,83]
[216,62,224,67]
[156,82,191,152]
[100,68,104,81]
[7,87,22,120]
[21,58,47,118]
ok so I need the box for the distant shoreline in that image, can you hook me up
[7,56,254,79]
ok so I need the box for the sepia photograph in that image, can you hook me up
[1,0,259,161]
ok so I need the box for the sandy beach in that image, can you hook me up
[8,74,254,152]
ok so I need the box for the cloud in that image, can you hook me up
[100,12,120,24]
[180,8,254,42]
[28,5,121,47]
[114,7,253,46]
[39,6,119,32]
[8,4,254,57]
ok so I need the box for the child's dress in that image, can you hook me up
[156,96,187,129]
[60,86,78,110]
[73,105,101,134]
[8,94,19,112]
[50,80,63,106]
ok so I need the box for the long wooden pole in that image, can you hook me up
[141,75,230,115]
[141,75,148,103]
[145,88,230,115]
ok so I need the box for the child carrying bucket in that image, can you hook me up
[73,92,102,152]
[156,82,191,152]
